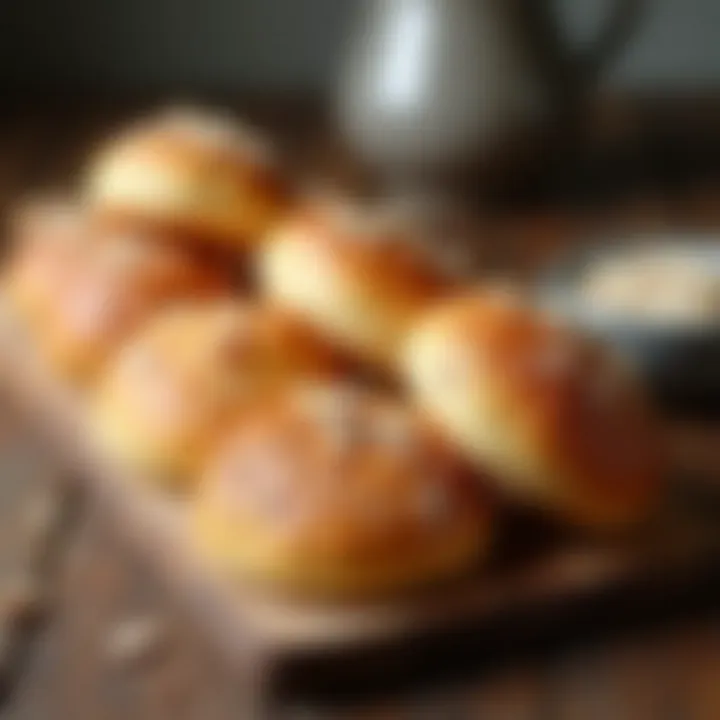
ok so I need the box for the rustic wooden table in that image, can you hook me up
[0,100,720,719]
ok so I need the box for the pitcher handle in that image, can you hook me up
[522,0,646,105]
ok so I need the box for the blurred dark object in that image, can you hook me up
[518,0,646,107]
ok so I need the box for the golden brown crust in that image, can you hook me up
[92,302,341,486]
[37,228,232,381]
[257,196,459,369]
[295,203,452,300]
[194,383,491,598]
[402,288,662,530]
[84,107,290,250]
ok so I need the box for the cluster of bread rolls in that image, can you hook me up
[1,106,662,600]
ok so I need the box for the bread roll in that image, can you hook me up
[92,302,340,486]
[84,107,289,250]
[402,288,661,530]
[38,229,230,381]
[3,198,88,330]
[256,195,458,370]
[194,383,491,598]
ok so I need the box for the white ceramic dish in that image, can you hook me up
[537,236,720,414]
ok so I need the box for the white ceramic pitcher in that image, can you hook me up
[336,0,645,180]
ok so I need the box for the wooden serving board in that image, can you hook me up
[2,310,720,709]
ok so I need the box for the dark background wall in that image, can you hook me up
[0,0,719,95]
